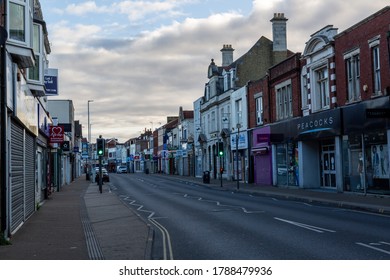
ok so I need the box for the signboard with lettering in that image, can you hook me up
[44,68,59,96]
[49,125,64,143]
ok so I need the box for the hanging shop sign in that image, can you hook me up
[49,125,64,143]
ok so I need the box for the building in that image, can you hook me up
[246,6,390,196]
[198,13,292,181]
[176,107,194,176]
[334,6,390,195]
[0,0,52,237]
[48,100,80,186]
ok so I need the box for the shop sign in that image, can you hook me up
[61,141,70,152]
[366,108,390,118]
[49,125,64,143]
[296,109,341,137]
[82,143,88,158]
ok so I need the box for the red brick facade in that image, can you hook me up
[334,7,390,105]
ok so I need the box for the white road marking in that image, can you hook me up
[274,217,336,233]
[356,241,390,255]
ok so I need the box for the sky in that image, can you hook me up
[39,0,389,143]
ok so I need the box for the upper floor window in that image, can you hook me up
[223,68,236,92]
[28,24,42,82]
[372,45,381,95]
[276,80,292,120]
[211,111,216,132]
[368,37,381,95]
[255,93,263,125]
[224,71,231,91]
[345,49,360,102]
[204,84,210,101]
[301,67,309,110]
[235,98,242,125]
[313,66,329,111]
[9,1,26,42]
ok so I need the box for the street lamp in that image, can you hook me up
[236,123,241,190]
[87,100,94,179]
[88,100,94,144]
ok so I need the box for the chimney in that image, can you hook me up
[220,44,234,66]
[270,13,288,52]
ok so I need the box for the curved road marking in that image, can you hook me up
[148,218,174,260]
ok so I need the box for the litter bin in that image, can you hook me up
[203,171,210,184]
[145,168,149,174]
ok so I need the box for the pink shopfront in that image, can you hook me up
[252,126,272,185]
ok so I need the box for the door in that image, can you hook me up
[321,143,336,187]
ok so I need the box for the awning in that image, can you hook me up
[6,43,35,69]
[251,145,270,155]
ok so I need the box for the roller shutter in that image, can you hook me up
[10,121,24,233]
[10,121,36,233]
[24,132,35,218]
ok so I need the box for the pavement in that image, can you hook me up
[0,173,389,260]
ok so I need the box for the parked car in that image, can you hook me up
[117,166,127,173]
[95,167,110,182]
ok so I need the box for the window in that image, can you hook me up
[211,111,216,132]
[372,46,381,94]
[29,24,41,81]
[205,84,210,101]
[276,80,292,120]
[255,94,263,125]
[313,67,329,111]
[235,99,242,125]
[301,67,309,109]
[345,51,360,101]
[9,1,26,42]
[224,71,231,91]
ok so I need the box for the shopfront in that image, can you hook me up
[270,108,342,189]
[342,97,390,195]
[252,126,272,185]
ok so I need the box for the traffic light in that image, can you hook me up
[97,138,105,156]
[218,141,224,157]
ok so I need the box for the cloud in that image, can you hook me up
[45,0,389,142]
[65,1,110,15]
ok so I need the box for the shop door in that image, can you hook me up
[321,144,336,187]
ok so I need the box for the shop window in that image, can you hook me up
[276,143,299,186]
[343,132,389,195]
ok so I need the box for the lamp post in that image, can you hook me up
[236,123,241,190]
[87,100,93,179]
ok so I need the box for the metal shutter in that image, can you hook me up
[10,121,24,233]
[24,132,35,218]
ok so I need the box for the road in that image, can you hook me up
[109,173,390,260]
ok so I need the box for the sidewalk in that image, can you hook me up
[0,175,152,260]
[0,173,389,260]
[173,174,390,215]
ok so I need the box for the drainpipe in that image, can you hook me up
[0,0,8,234]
